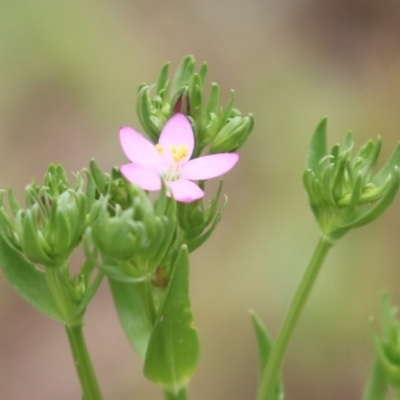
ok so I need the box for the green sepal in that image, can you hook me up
[171,56,195,100]
[68,270,104,322]
[210,113,255,154]
[7,189,21,217]
[187,195,227,253]
[109,279,153,359]
[307,117,328,173]
[363,294,400,398]
[374,142,400,186]
[217,89,235,130]
[144,245,199,393]
[137,84,162,142]
[156,62,170,94]
[19,208,53,265]
[89,159,109,196]
[333,167,400,239]
[0,233,62,321]
[198,62,208,84]
[206,83,219,115]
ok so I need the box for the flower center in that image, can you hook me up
[170,144,188,162]
[155,143,189,181]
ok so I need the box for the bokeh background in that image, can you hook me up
[1,1,400,399]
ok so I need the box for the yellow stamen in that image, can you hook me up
[155,144,164,154]
[170,144,188,162]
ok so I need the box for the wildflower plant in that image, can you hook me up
[0,55,400,400]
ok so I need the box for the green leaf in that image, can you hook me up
[0,233,62,321]
[251,311,273,375]
[144,245,199,393]
[307,117,328,173]
[250,312,285,400]
[109,279,153,359]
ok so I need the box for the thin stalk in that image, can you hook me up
[164,388,188,400]
[66,321,104,400]
[256,235,333,400]
[45,268,75,320]
[46,267,103,400]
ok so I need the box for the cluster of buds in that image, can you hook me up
[0,164,88,268]
[87,181,177,282]
[370,294,400,391]
[87,160,229,282]
[177,181,227,252]
[136,55,254,158]
[303,118,400,241]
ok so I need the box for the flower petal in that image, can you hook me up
[182,153,239,180]
[166,179,204,202]
[120,126,164,167]
[158,113,194,164]
[120,163,161,191]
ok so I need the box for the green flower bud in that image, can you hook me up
[135,55,254,157]
[303,118,400,241]
[177,181,227,252]
[370,294,400,389]
[0,164,88,268]
[88,184,177,281]
[209,112,255,154]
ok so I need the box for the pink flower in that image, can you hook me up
[119,113,239,202]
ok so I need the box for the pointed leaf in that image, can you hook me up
[250,312,285,399]
[0,234,62,321]
[307,117,328,173]
[251,311,273,375]
[144,245,199,393]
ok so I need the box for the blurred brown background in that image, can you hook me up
[1,1,400,399]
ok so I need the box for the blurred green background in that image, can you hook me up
[1,1,400,399]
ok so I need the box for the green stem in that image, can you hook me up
[66,321,104,400]
[45,268,75,320]
[362,360,387,400]
[256,235,333,400]
[164,388,188,400]
[46,267,103,400]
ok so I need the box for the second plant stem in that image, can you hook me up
[46,268,103,400]
[256,235,333,400]
[66,320,104,400]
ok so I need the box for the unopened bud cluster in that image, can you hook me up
[137,55,254,158]
[0,165,88,267]
[303,118,400,240]
[371,295,400,389]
